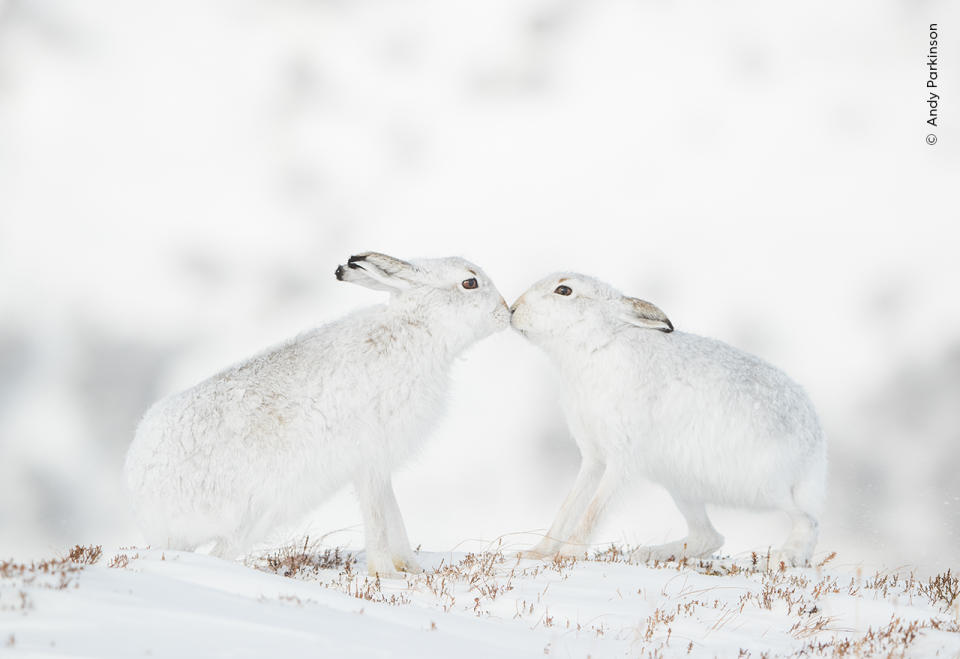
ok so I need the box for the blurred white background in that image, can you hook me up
[1,0,958,573]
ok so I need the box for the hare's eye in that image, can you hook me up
[462,278,478,290]
[554,285,572,296]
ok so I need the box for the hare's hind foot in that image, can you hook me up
[754,503,819,569]
[763,547,811,569]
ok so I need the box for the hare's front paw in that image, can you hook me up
[553,544,588,560]
[392,555,423,574]
[366,554,404,580]
[518,540,564,560]
[632,532,724,564]
[517,548,551,561]
[631,541,691,564]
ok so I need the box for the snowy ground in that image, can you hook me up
[2,0,959,575]
[2,542,958,658]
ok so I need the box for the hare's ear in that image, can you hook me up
[335,252,415,292]
[619,296,673,332]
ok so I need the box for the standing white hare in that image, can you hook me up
[124,252,509,576]
[510,273,826,566]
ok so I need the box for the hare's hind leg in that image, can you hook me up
[520,456,605,559]
[773,476,822,567]
[632,497,724,563]
[765,461,824,567]
[774,509,818,567]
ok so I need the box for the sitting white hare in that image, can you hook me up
[510,273,826,566]
[124,252,509,577]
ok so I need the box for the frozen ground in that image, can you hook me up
[1,542,958,658]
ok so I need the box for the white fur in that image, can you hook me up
[511,273,827,566]
[124,253,509,576]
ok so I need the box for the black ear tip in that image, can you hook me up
[661,320,674,333]
[347,254,367,265]
[335,265,345,281]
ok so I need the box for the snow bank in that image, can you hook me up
[2,544,958,657]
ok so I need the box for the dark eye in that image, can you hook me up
[554,285,572,296]
[462,278,478,290]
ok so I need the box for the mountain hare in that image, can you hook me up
[510,273,826,566]
[124,252,510,577]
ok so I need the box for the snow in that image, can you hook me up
[2,544,958,657]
